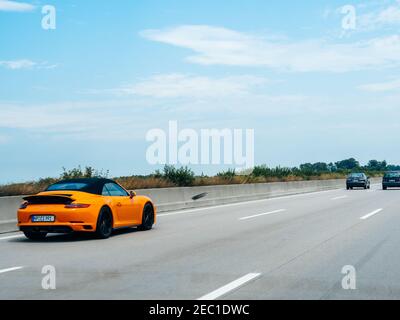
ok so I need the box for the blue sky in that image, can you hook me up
[1,0,400,183]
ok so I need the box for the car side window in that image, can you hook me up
[104,183,128,197]
[102,185,111,196]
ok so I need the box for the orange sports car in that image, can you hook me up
[17,178,156,240]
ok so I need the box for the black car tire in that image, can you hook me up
[23,231,47,241]
[138,203,154,231]
[383,186,387,190]
[95,207,113,239]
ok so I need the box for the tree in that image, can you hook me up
[328,162,337,172]
[366,160,387,171]
[300,162,328,174]
[300,163,313,172]
[335,158,359,170]
[387,164,400,171]
[312,162,329,172]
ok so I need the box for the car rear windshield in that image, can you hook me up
[46,182,89,191]
[384,172,400,178]
[349,173,364,178]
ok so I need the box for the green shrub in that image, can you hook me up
[217,169,236,180]
[162,165,195,187]
[252,165,293,178]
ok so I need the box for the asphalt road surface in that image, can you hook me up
[1,184,400,300]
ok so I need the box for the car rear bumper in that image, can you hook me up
[19,225,75,234]
[18,222,96,233]
[347,182,367,187]
[17,207,100,233]
[383,182,400,188]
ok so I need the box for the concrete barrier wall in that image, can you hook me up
[0,178,382,233]
[138,179,346,212]
[0,196,25,233]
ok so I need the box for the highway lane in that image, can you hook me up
[1,184,400,300]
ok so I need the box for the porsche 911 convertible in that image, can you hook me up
[17,178,156,240]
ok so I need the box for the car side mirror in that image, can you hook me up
[129,191,137,199]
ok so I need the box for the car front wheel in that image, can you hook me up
[138,204,154,231]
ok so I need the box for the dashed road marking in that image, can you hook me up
[360,209,383,220]
[198,273,261,300]
[239,209,286,221]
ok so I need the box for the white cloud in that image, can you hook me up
[112,74,267,98]
[377,4,400,23]
[0,60,57,70]
[0,0,34,12]
[359,78,400,92]
[0,59,35,69]
[141,25,400,73]
[0,100,161,141]
[358,1,400,29]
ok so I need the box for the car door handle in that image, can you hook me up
[117,202,122,207]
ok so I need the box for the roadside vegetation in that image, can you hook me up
[0,159,397,197]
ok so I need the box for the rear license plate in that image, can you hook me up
[31,215,55,223]
[389,180,396,183]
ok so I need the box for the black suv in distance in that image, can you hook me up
[346,173,370,190]
[383,171,400,190]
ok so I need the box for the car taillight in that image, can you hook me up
[19,201,29,209]
[64,203,91,209]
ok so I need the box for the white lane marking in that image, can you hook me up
[158,188,344,218]
[332,196,348,201]
[198,273,261,300]
[0,234,24,241]
[360,209,383,220]
[0,266,23,274]
[239,209,286,221]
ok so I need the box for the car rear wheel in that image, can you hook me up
[383,186,388,190]
[138,203,154,231]
[95,207,113,239]
[23,231,47,241]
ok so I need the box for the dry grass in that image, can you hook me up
[0,181,55,197]
[115,176,175,190]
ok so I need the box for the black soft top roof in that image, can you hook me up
[46,178,117,195]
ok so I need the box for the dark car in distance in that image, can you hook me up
[346,173,370,190]
[382,171,400,190]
